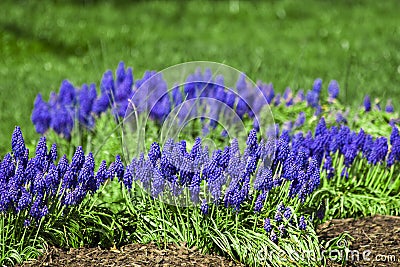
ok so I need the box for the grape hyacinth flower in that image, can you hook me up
[34,136,50,173]
[367,137,388,165]
[95,160,108,189]
[323,155,335,179]
[148,142,162,167]
[114,155,125,182]
[0,126,112,224]
[151,167,165,198]
[32,61,396,145]
[283,87,293,106]
[284,207,292,220]
[254,191,267,212]
[278,224,286,237]
[49,143,58,163]
[274,93,281,106]
[270,230,278,243]
[70,146,85,174]
[298,216,307,230]
[306,90,319,108]
[388,125,400,166]
[336,112,347,124]
[200,199,209,215]
[50,101,75,140]
[31,94,51,134]
[11,126,26,161]
[277,202,285,213]
[259,82,275,104]
[312,78,322,94]
[327,80,339,101]
[122,164,133,192]
[16,188,32,213]
[386,100,394,113]
[254,166,273,192]
[189,171,201,204]
[295,89,305,103]
[274,210,283,223]
[314,105,322,117]
[58,80,76,106]
[264,218,272,233]
[77,83,96,128]
[294,112,306,128]
[364,95,371,112]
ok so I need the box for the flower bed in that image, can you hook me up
[1,62,399,266]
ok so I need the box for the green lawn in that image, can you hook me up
[0,0,399,154]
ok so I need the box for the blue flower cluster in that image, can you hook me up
[363,95,395,113]
[115,117,400,212]
[263,203,308,243]
[32,62,346,139]
[0,126,112,224]
[98,115,400,241]
[286,118,399,180]
[2,118,398,237]
[31,62,136,139]
[116,128,314,213]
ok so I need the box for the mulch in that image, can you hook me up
[318,215,400,267]
[19,215,400,267]
[19,242,244,267]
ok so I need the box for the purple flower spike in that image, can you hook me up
[336,112,347,124]
[49,143,58,162]
[294,112,306,128]
[364,95,371,112]
[95,160,108,189]
[312,78,323,94]
[71,146,85,172]
[31,94,51,134]
[254,191,267,212]
[114,155,125,182]
[148,142,161,167]
[12,126,26,160]
[284,207,292,220]
[386,100,394,113]
[299,216,307,230]
[200,199,209,215]
[123,165,133,191]
[264,218,272,233]
[59,80,76,106]
[151,167,165,198]
[328,80,340,99]
[306,90,319,108]
[270,230,278,243]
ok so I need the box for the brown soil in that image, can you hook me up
[318,215,400,267]
[20,242,244,267]
[19,215,400,267]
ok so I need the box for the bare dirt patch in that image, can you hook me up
[19,242,244,267]
[318,215,400,267]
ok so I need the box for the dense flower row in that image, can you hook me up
[264,120,399,242]
[31,62,356,139]
[31,63,135,139]
[0,127,116,224]
[119,117,400,203]
[114,117,400,242]
[2,119,399,240]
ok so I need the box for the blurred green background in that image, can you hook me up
[0,0,399,153]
